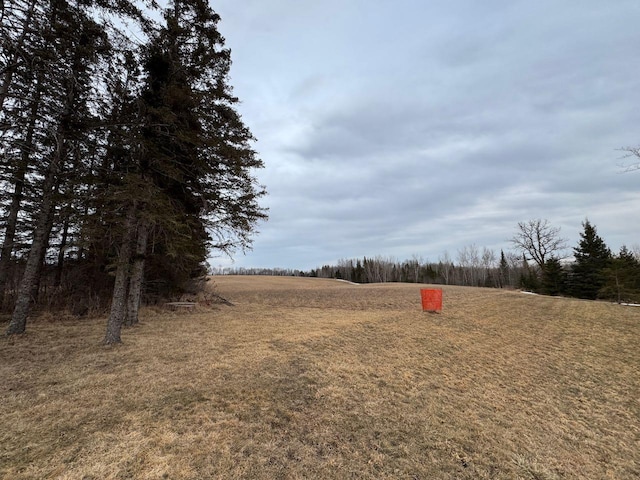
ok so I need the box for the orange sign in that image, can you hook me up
[421,289,442,312]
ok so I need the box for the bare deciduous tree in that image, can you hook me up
[510,219,567,270]
[438,251,454,285]
[619,146,640,172]
[480,247,496,286]
[457,244,480,286]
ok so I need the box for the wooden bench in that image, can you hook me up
[164,302,197,311]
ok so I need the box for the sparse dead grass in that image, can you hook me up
[1,276,639,479]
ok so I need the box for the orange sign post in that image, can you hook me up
[420,288,442,313]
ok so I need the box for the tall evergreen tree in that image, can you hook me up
[4,0,149,334]
[498,250,509,288]
[6,0,112,334]
[568,220,611,300]
[103,0,267,344]
[0,0,50,308]
[2,0,265,338]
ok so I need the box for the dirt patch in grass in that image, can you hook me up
[1,276,639,479]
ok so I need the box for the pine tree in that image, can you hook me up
[4,0,150,333]
[2,1,265,338]
[498,250,508,288]
[540,256,566,296]
[103,0,267,344]
[6,0,112,334]
[599,246,640,303]
[354,259,363,283]
[0,0,39,112]
[0,0,49,308]
[519,253,539,292]
[567,220,611,300]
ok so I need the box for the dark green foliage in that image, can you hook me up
[95,0,264,283]
[498,250,509,288]
[130,0,266,282]
[515,253,538,292]
[567,220,612,300]
[2,1,267,336]
[599,246,640,303]
[354,259,364,283]
[540,256,566,296]
[100,0,267,342]
[4,0,123,332]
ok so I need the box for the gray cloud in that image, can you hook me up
[211,0,640,270]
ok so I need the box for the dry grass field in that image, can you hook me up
[1,276,639,479]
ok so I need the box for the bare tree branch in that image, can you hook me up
[510,219,568,270]
[618,147,640,172]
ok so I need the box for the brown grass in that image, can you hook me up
[1,276,639,479]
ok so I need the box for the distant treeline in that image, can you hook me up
[217,220,640,304]
[217,251,531,289]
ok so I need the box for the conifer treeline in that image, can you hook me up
[1,0,267,341]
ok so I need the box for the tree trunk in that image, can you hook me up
[125,220,149,327]
[0,76,41,308]
[31,197,59,300]
[6,147,63,335]
[0,161,27,309]
[53,215,70,288]
[104,204,137,345]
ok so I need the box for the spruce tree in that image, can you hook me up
[568,220,611,300]
[103,0,267,344]
[4,0,149,334]
[498,250,509,288]
[0,0,49,308]
[599,246,640,303]
[6,0,112,334]
[519,253,540,292]
[540,256,566,296]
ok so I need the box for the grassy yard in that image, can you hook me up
[1,276,639,479]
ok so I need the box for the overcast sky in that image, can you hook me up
[210,0,640,271]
